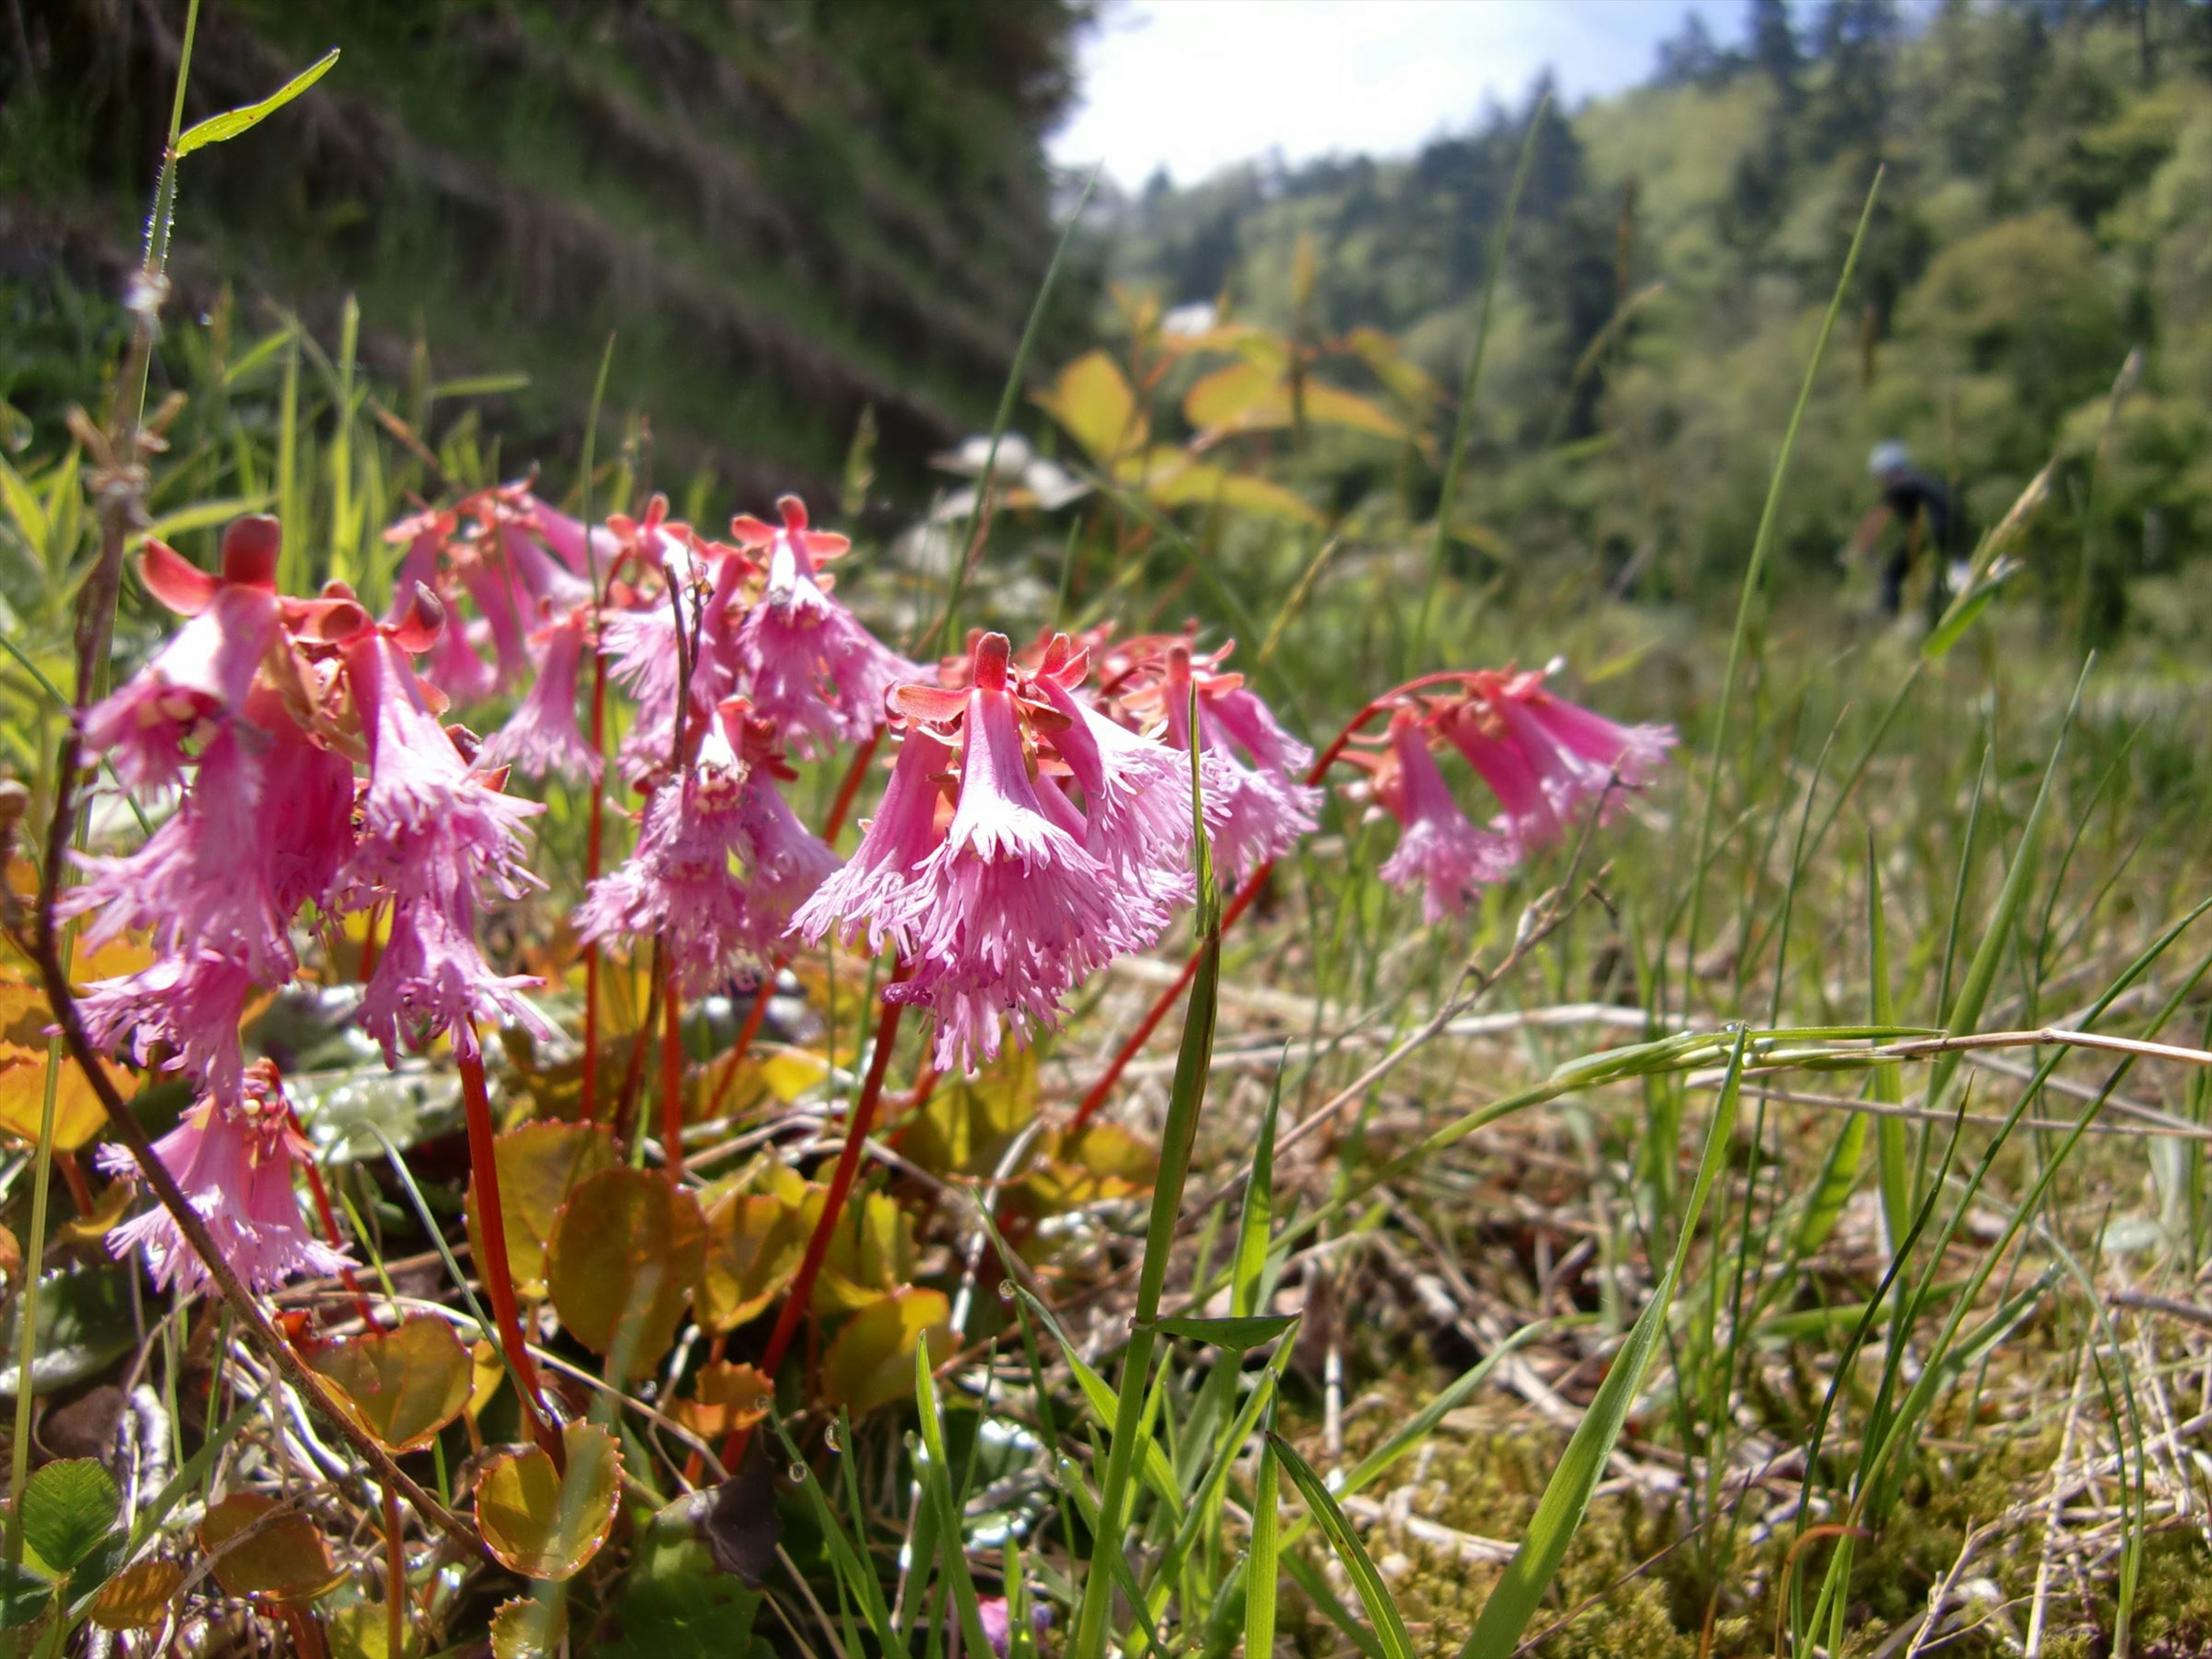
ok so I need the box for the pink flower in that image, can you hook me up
[249,684,357,920]
[1033,641,1196,918]
[1440,705,1565,851]
[482,606,602,782]
[729,495,918,757]
[65,726,291,982]
[97,1062,349,1295]
[575,744,752,995]
[81,524,284,790]
[791,727,953,957]
[1372,713,1514,923]
[1146,646,1318,886]
[576,704,836,993]
[888,636,1134,1071]
[1461,669,1677,832]
[342,626,550,1058]
[79,952,259,1108]
[361,880,550,1063]
[732,753,840,951]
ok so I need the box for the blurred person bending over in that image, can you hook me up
[1850,440,1961,619]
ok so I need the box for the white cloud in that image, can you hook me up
[1051,0,1745,188]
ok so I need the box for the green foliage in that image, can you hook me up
[1111,3,2212,641]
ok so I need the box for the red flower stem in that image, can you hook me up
[821,728,881,843]
[579,641,611,1124]
[661,964,687,1180]
[456,1039,563,1464]
[1066,673,1476,1132]
[723,972,908,1471]
[297,1136,378,1328]
[53,1152,93,1217]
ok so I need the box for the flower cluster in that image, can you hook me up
[796,630,1202,1070]
[1347,666,1678,922]
[69,514,553,1289]
[69,482,1674,1305]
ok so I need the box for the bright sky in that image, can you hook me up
[1051,0,1746,188]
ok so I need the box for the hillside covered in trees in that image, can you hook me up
[1,0,1093,502]
[1106,0,2212,648]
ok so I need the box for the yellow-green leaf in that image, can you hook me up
[815,1189,917,1314]
[900,1050,1037,1180]
[476,1423,622,1582]
[302,1315,473,1452]
[174,49,340,157]
[1033,350,1143,465]
[697,1180,812,1334]
[490,1593,568,1659]
[0,1041,125,1153]
[199,1493,339,1602]
[545,1168,704,1379]
[468,1122,616,1297]
[674,1360,774,1441]
[822,1287,952,1416]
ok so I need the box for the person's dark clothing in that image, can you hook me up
[1878,469,1957,616]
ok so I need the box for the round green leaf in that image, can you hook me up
[490,1592,569,1658]
[476,1422,623,1582]
[698,1184,809,1335]
[823,1287,953,1416]
[468,1122,617,1297]
[546,1168,704,1380]
[302,1315,473,1452]
[21,1457,118,1573]
[199,1493,340,1602]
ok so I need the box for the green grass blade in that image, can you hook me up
[1244,1434,1281,1659]
[1069,694,1224,1659]
[1266,1432,1416,1659]
[1232,1071,1282,1320]
[1866,831,1911,1252]
[174,47,339,156]
[1681,165,1883,980]
[915,1344,992,1659]
[1457,1031,1749,1659]
[1928,660,2088,1108]
[1413,90,1549,667]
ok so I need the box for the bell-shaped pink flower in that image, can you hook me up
[1440,704,1566,851]
[729,495,918,757]
[895,635,1131,1071]
[1465,669,1677,831]
[483,605,602,782]
[251,684,357,920]
[577,704,837,993]
[1143,645,1318,886]
[97,1062,349,1296]
[79,951,259,1110]
[1033,642,1196,919]
[342,623,550,1058]
[733,759,841,953]
[790,726,953,957]
[361,878,550,1063]
[1372,713,1514,923]
[81,524,284,790]
[65,726,291,982]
